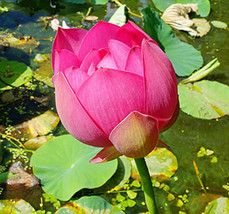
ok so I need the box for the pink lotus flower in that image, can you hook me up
[52,21,179,163]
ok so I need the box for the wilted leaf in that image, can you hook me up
[109,5,127,27]
[211,20,228,29]
[131,147,178,182]
[178,80,229,119]
[192,18,211,37]
[151,0,210,17]
[142,7,203,76]
[0,61,33,90]
[31,135,118,201]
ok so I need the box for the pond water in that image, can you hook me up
[0,0,229,213]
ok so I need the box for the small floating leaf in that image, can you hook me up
[31,135,118,201]
[204,197,229,213]
[178,80,229,119]
[0,61,33,90]
[211,20,227,29]
[131,147,178,182]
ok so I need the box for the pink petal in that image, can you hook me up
[90,147,121,163]
[77,68,144,135]
[62,66,89,93]
[52,27,87,68]
[53,72,112,147]
[109,111,159,158]
[78,21,121,62]
[53,49,79,75]
[159,102,179,132]
[114,21,152,47]
[125,46,143,76]
[97,53,117,70]
[80,48,108,73]
[108,39,130,70]
[142,40,178,128]
[87,63,96,76]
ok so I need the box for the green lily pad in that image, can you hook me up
[55,196,112,214]
[204,197,229,213]
[0,199,36,214]
[130,147,178,182]
[211,20,228,29]
[31,135,118,201]
[142,7,203,76]
[151,0,210,17]
[109,5,127,27]
[0,61,33,90]
[178,80,229,119]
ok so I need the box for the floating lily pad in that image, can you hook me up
[178,80,229,119]
[150,0,210,17]
[109,5,127,27]
[31,135,118,201]
[0,199,36,214]
[211,20,228,29]
[55,196,112,214]
[0,61,33,90]
[130,147,178,182]
[204,197,229,213]
[142,7,203,76]
[33,54,54,87]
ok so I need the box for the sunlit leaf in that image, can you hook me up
[31,135,118,201]
[0,61,33,90]
[150,0,210,17]
[131,147,178,182]
[142,7,203,76]
[204,197,229,213]
[178,80,229,119]
[109,5,127,26]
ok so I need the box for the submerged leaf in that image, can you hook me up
[33,54,54,87]
[131,147,178,182]
[31,135,118,201]
[0,110,59,141]
[178,80,229,119]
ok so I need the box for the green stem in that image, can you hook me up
[134,158,158,214]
